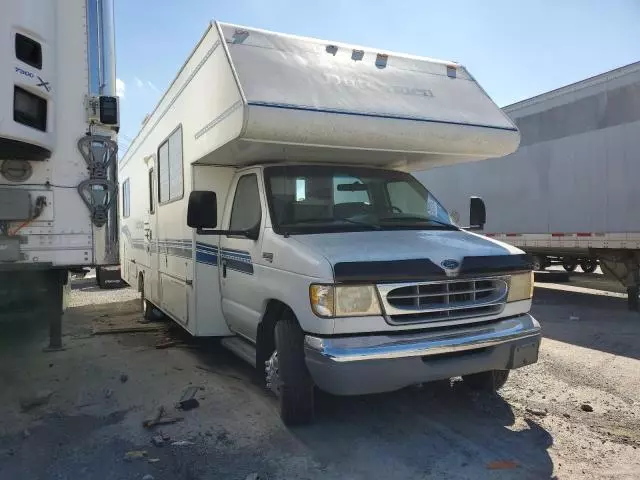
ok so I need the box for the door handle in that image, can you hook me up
[222,260,227,278]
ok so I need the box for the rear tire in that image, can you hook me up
[463,370,510,392]
[580,259,597,274]
[562,259,577,272]
[272,312,315,425]
[139,276,157,321]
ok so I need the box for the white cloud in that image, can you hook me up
[134,76,144,88]
[116,78,125,98]
[147,80,160,93]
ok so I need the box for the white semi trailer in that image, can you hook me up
[0,0,120,346]
[417,62,640,310]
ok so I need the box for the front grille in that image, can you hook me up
[379,278,508,324]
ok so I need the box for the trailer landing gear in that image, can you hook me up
[628,286,639,311]
[599,252,640,312]
[531,256,546,271]
[628,266,640,312]
[43,270,68,352]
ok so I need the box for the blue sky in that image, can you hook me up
[114,0,639,154]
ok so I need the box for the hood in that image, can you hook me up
[291,230,526,281]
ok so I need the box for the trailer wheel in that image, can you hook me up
[580,259,597,273]
[463,370,510,392]
[266,311,314,425]
[531,256,546,271]
[562,259,578,272]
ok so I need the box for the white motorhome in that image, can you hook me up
[0,0,120,346]
[119,22,540,424]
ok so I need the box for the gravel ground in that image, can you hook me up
[0,275,638,479]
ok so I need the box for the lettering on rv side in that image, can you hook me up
[320,73,434,98]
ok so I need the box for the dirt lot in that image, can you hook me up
[0,275,639,480]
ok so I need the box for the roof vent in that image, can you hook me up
[375,53,388,69]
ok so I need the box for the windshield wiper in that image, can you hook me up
[281,217,381,230]
[378,215,458,230]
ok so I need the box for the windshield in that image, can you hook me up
[264,165,455,234]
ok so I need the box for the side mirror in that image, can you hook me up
[469,196,486,230]
[187,191,217,229]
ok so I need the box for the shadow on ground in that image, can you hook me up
[190,337,555,479]
[532,287,640,360]
[0,295,557,479]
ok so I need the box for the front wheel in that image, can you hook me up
[580,259,597,274]
[562,258,577,272]
[266,312,315,425]
[463,370,510,392]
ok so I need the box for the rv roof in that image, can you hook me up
[219,22,461,68]
[122,21,462,160]
[121,20,519,170]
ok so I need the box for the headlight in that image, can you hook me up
[507,272,534,302]
[310,284,382,317]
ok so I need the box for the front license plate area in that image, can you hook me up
[508,340,540,369]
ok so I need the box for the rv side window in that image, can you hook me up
[158,126,184,204]
[148,168,155,214]
[229,174,261,231]
[122,178,130,218]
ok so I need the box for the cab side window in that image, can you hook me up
[229,174,261,231]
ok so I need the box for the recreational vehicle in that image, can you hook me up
[119,22,540,424]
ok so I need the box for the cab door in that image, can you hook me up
[219,171,265,340]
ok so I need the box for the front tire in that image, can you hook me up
[269,312,315,426]
[463,370,510,392]
[562,258,577,272]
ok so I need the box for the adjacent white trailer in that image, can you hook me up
[119,22,541,424]
[0,0,120,344]
[417,62,640,309]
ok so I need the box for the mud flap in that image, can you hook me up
[96,265,122,289]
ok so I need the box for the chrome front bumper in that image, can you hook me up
[304,314,541,395]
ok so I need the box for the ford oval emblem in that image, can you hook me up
[441,259,460,270]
